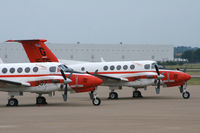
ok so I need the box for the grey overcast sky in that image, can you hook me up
[0,0,199,47]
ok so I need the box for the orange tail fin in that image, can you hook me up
[6,39,59,63]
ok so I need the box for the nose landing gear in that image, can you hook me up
[90,89,101,106]
[179,84,190,99]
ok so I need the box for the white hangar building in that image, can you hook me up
[0,42,174,63]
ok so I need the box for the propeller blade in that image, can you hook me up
[156,87,160,94]
[86,70,98,76]
[63,84,68,102]
[94,69,98,76]
[67,72,73,79]
[155,64,160,75]
[60,69,66,80]
[156,79,160,94]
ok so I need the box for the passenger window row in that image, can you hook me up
[103,64,135,71]
[1,67,39,74]
[1,66,57,74]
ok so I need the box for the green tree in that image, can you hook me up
[193,49,200,62]
[181,50,193,62]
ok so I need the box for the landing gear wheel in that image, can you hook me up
[133,91,142,98]
[182,91,190,99]
[109,92,118,99]
[36,96,47,105]
[92,97,101,106]
[7,98,18,106]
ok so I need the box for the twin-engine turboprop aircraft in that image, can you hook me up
[7,39,191,100]
[0,62,102,106]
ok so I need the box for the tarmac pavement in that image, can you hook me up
[0,85,200,133]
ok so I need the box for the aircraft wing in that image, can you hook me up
[0,79,31,87]
[94,72,157,82]
[95,74,129,82]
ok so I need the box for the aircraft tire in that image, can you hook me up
[7,98,18,106]
[109,92,118,99]
[36,96,47,105]
[92,97,101,106]
[133,91,142,98]
[182,91,190,99]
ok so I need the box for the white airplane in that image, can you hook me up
[7,39,191,100]
[0,61,102,106]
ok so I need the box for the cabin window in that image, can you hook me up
[33,67,39,72]
[110,65,115,70]
[144,64,150,69]
[123,65,128,70]
[49,66,56,72]
[116,65,121,70]
[103,66,108,71]
[130,65,135,70]
[25,67,31,73]
[81,67,85,71]
[17,67,23,73]
[2,68,8,74]
[10,68,15,73]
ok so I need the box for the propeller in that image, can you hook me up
[60,69,72,102]
[154,64,165,94]
[86,69,98,76]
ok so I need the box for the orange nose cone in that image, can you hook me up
[184,73,191,81]
[92,76,103,86]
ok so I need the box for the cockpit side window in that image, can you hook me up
[144,64,150,69]
[49,66,56,72]
[151,63,156,69]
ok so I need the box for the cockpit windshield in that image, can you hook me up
[151,63,163,69]
[58,64,73,72]
[151,63,156,69]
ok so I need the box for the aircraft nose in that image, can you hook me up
[92,76,103,86]
[183,73,191,81]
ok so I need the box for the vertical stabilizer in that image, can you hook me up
[6,39,59,62]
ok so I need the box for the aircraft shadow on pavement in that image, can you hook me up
[100,96,182,101]
[0,102,93,108]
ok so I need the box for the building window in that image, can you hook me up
[130,65,135,70]
[116,65,121,70]
[123,65,128,70]
[10,68,15,73]
[49,66,56,72]
[144,64,150,69]
[110,65,115,70]
[33,67,39,72]
[103,66,108,71]
[25,67,31,73]
[2,68,8,74]
[17,67,23,73]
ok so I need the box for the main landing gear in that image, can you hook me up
[108,86,122,99]
[7,97,18,106]
[89,90,101,106]
[109,92,118,99]
[36,95,47,105]
[133,89,143,98]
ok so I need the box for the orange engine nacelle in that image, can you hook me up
[68,74,102,93]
